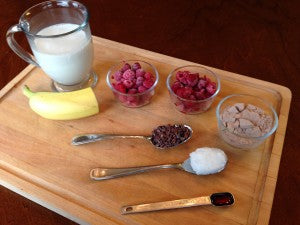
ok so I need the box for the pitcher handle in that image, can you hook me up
[6,24,39,67]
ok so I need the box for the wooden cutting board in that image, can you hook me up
[0,36,291,225]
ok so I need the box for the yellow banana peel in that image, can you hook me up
[23,85,99,120]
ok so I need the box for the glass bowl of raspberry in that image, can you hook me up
[107,60,159,107]
[166,65,220,114]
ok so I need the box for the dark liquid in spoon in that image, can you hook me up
[210,192,234,206]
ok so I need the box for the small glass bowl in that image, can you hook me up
[106,60,159,108]
[216,94,278,149]
[166,65,220,114]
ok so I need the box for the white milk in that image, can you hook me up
[32,23,93,85]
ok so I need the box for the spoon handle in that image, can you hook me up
[90,164,181,180]
[121,196,212,214]
[71,134,148,145]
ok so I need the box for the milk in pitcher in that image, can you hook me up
[32,23,93,85]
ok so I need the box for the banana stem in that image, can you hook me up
[23,85,35,98]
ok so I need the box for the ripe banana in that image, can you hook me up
[23,85,99,120]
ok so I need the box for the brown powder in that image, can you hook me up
[220,103,273,148]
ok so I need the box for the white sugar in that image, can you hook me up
[190,147,227,175]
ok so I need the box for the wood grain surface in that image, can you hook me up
[0,0,299,225]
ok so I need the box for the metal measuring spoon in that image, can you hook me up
[90,158,195,181]
[89,153,228,181]
[71,124,192,149]
[90,148,227,180]
[121,192,235,214]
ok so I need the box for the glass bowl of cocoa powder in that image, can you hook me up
[216,94,278,149]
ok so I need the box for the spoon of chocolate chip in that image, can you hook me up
[71,124,192,149]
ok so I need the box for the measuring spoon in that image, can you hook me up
[71,124,192,149]
[121,192,234,214]
[90,150,227,181]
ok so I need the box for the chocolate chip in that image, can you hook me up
[151,124,191,148]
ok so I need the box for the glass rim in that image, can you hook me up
[106,60,159,96]
[166,65,221,103]
[19,0,89,38]
[216,94,279,140]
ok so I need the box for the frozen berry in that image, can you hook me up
[138,86,147,93]
[136,76,145,87]
[128,88,138,94]
[195,89,206,100]
[189,94,196,100]
[176,71,188,84]
[113,71,123,81]
[123,79,134,89]
[186,73,199,87]
[171,81,183,92]
[118,95,128,103]
[136,68,146,77]
[121,63,131,72]
[143,79,154,89]
[176,87,193,99]
[183,87,193,99]
[132,62,141,71]
[176,71,184,80]
[206,83,216,95]
[123,69,136,80]
[144,72,154,80]
[114,83,126,93]
[197,78,207,89]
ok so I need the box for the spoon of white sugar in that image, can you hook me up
[90,147,227,180]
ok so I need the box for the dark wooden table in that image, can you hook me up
[0,0,299,224]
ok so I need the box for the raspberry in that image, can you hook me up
[195,89,206,100]
[132,62,141,71]
[197,78,207,89]
[206,83,216,95]
[114,83,126,93]
[116,78,125,85]
[144,72,154,80]
[128,88,138,94]
[123,69,136,80]
[118,95,128,103]
[186,73,199,87]
[189,94,196,100]
[121,63,131,72]
[113,71,123,81]
[127,95,138,102]
[136,68,145,77]
[176,87,193,99]
[143,79,154,89]
[123,80,134,89]
[175,88,184,98]
[138,86,147,93]
[171,81,183,92]
[176,71,184,80]
[136,76,145,87]
[132,78,137,86]
[176,71,188,84]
